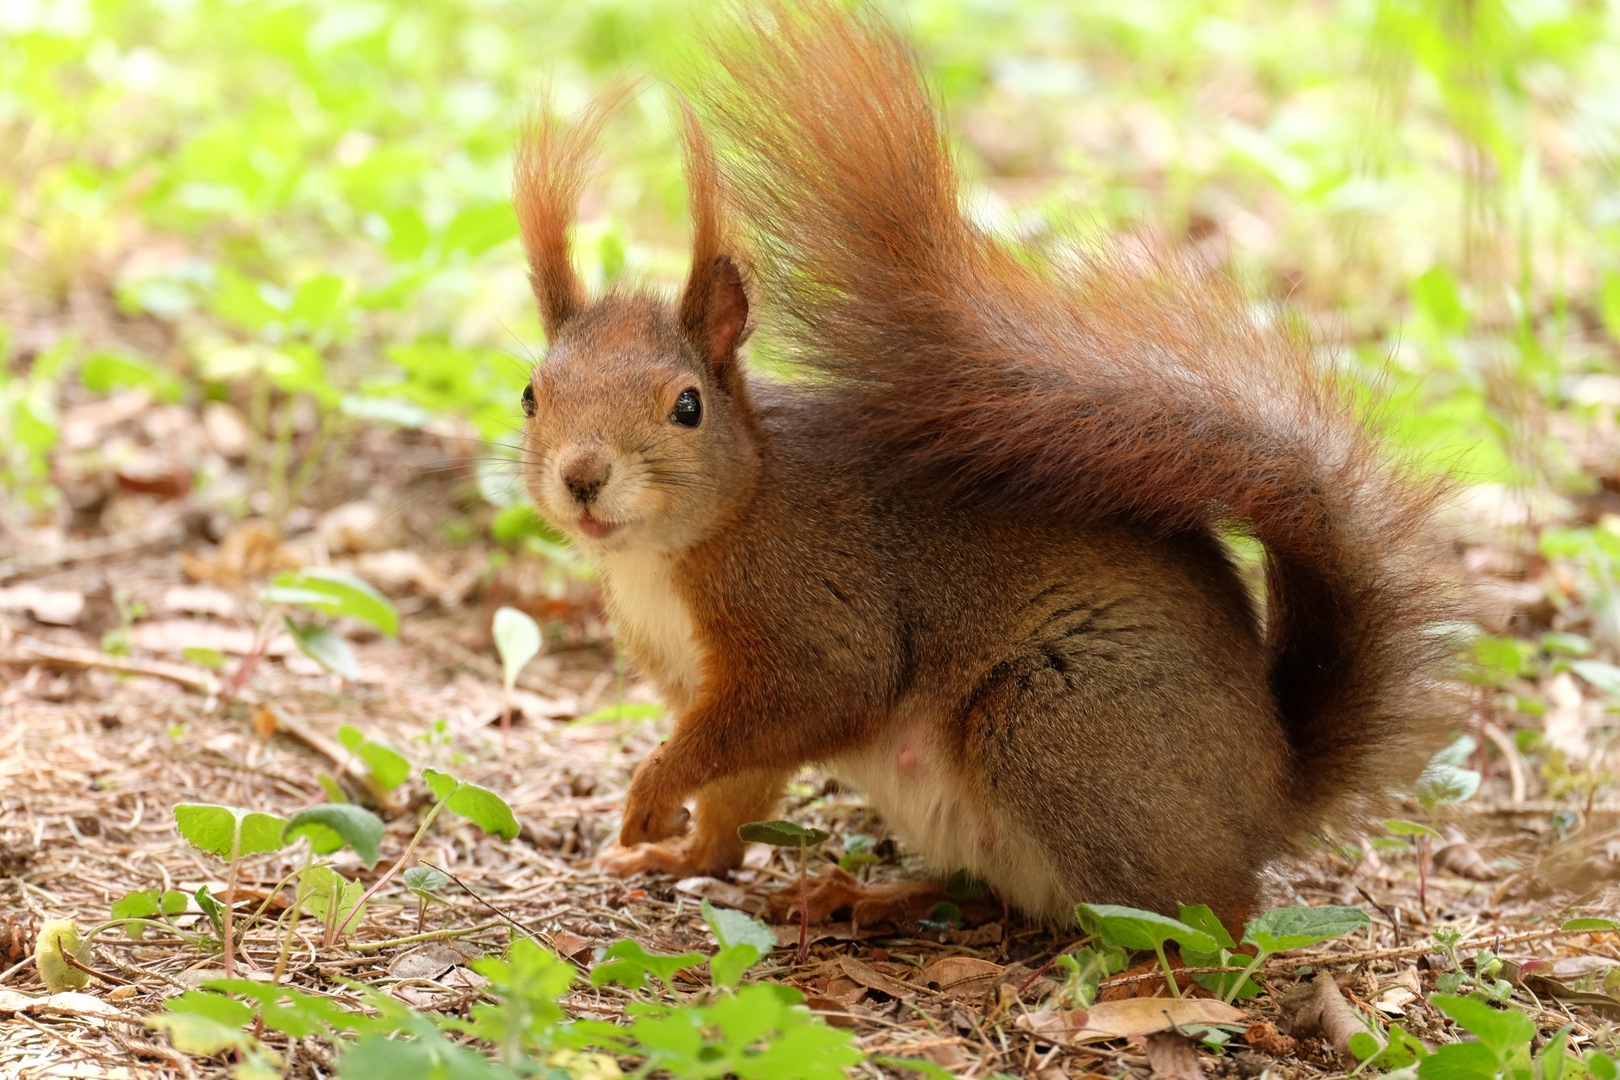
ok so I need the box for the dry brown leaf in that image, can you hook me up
[1286,972,1373,1062]
[921,955,1003,997]
[674,876,766,915]
[1017,996,1245,1045]
[1144,1031,1208,1080]
[0,585,86,626]
[1433,836,1496,880]
[839,955,919,1000]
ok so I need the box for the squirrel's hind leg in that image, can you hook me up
[600,769,787,879]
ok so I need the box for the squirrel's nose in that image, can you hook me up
[562,456,611,506]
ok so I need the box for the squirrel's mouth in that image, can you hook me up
[577,512,616,540]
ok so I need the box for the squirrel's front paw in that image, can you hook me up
[618,785,690,847]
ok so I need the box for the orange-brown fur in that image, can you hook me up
[513,2,1459,926]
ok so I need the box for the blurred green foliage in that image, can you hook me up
[3,0,1619,528]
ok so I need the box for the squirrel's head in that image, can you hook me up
[513,93,758,555]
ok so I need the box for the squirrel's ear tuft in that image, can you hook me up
[513,85,630,342]
[677,103,750,384]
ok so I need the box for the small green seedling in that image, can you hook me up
[837,834,879,877]
[491,604,541,734]
[109,888,191,940]
[402,866,451,933]
[173,803,288,980]
[1076,903,1218,999]
[1078,902,1368,1003]
[182,646,228,671]
[336,724,410,792]
[738,819,831,962]
[1053,942,1131,1007]
[343,767,520,940]
[227,567,399,689]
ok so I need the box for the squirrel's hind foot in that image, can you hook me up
[598,829,742,880]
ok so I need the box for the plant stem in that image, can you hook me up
[1221,951,1269,1005]
[223,853,240,981]
[343,801,445,938]
[349,920,506,952]
[273,852,312,984]
[1153,942,1182,999]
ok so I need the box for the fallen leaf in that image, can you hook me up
[839,955,919,1000]
[0,585,85,626]
[387,941,484,981]
[1144,1031,1208,1080]
[1017,997,1245,1045]
[921,955,1003,997]
[674,876,766,915]
[1374,986,1417,1014]
[1433,835,1496,880]
[801,996,858,1026]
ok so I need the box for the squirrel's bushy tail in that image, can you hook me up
[696,1,1458,819]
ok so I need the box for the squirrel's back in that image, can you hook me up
[696,0,1459,833]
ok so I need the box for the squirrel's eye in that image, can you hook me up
[521,384,536,419]
[671,387,702,428]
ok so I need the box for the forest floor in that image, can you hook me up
[1,388,1618,1079]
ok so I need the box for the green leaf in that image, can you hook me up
[702,898,776,955]
[703,898,774,987]
[402,866,450,896]
[1417,737,1481,810]
[146,1010,252,1056]
[1385,818,1444,839]
[1177,904,1238,950]
[1589,1052,1618,1080]
[567,702,665,726]
[421,767,458,802]
[1571,660,1620,698]
[182,647,228,671]
[491,606,541,693]
[1419,1042,1503,1080]
[282,804,384,867]
[111,888,189,939]
[262,569,397,637]
[946,869,988,900]
[1242,905,1369,953]
[920,901,963,929]
[173,804,287,861]
[315,774,348,803]
[296,865,366,934]
[1433,994,1535,1064]
[336,726,410,791]
[422,768,519,839]
[1075,903,1217,953]
[81,350,182,402]
[736,819,831,847]
[590,939,704,991]
[1562,917,1619,931]
[284,618,357,680]
[194,886,225,935]
[164,989,254,1027]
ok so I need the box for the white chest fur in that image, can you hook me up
[595,549,703,711]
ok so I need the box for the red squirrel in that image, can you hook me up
[513,2,1457,928]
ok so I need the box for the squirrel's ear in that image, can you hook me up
[513,86,629,342]
[697,255,749,367]
[676,103,750,384]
